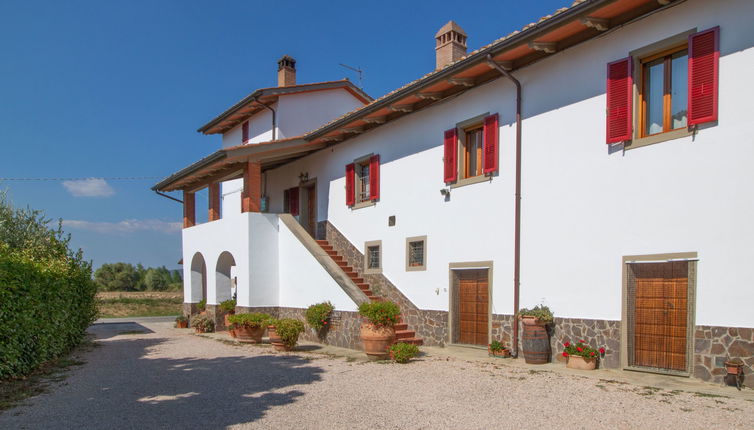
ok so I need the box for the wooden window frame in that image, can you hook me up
[364,240,382,274]
[405,235,427,271]
[627,29,696,150]
[638,45,688,138]
[451,113,492,188]
[351,154,375,209]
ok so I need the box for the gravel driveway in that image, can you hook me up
[1,318,752,429]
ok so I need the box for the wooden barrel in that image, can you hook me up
[521,323,550,364]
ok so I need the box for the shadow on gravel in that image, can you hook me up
[88,322,154,339]
[0,336,324,429]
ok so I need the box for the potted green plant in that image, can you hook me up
[358,301,400,360]
[269,318,305,351]
[562,340,605,370]
[518,304,554,364]
[174,315,189,329]
[517,305,554,326]
[228,313,270,343]
[488,340,511,358]
[190,315,214,333]
[305,301,334,333]
[219,298,236,328]
[389,342,420,364]
[196,298,207,314]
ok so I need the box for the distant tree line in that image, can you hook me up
[94,263,182,291]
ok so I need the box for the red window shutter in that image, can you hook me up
[369,154,380,201]
[443,128,458,183]
[482,113,499,174]
[283,189,290,213]
[345,163,355,206]
[242,121,249,143]
[289,187,299,216]
[688,26,720,126]
[606,57,633,144]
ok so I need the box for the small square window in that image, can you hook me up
[364,240,382,274]
[405,236,427,271]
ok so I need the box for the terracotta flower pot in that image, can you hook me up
[234,325,265,343]
[360,322,395,360]
[566,355,597,370]
[223,311,236,329]
[521,316,546,326]
[488,347,511,358]
[194,327,205,334]
[268,325,289,351]
[176,321,188,329]
[228,327,237,338]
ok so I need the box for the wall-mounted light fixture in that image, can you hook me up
[299,172,309,182]
[440,188,450,197]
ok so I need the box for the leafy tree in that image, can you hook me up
[94,262,140,291]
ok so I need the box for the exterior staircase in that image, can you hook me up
[315,239,423,346]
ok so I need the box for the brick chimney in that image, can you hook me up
[435,21,467,69]
[277,55,296,87]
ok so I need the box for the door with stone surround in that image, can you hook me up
[630,261,689,372]
[455,269,489,346]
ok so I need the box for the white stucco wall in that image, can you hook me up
[278,220,358,311]
[221,107,275,149]
[262,0,754,327]
[276,89,365,139]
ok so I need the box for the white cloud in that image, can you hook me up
[63,219,182,235]
[62,178,115,197]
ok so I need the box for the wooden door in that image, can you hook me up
[632,261,688,371]
[305,185,316,235]
[458,269,489,345]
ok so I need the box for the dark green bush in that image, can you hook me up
[219,298,236,313]
[358,301,400,327]
[390,342,420,364]
[275,318,305,348]
[228,312,270,328]
[305,301,334,331]
[0,194,97,379]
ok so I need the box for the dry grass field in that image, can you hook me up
[96,291,182,318]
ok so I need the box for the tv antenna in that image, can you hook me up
[339,63,364,88]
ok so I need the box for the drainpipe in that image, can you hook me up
[252,99,277,140]
[486,54,522,359]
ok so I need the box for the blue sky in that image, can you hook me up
[0,0,569,269]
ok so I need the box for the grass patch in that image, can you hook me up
[0,353,85,411]
[694,392,729,399]
[118,330,147,335]
[97,293,182,318]
[599,378,628,385]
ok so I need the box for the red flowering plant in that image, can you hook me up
[562,340,605,360]
[305,301,334,331]
[358,301,400,327]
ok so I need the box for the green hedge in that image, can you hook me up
[0,245,97,379]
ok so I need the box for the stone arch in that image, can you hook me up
[190,252,207,303]
[215,251,236,304]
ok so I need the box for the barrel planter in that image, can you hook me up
[521,320,550,364]
[360,323,395,360]
[235,325,265,344]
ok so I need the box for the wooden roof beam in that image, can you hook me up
[580,16,609,31]
[362,116,387,124]
[447,77,474,87]
[416,92,443,100]
[528,41,557,53]
[341,126,364,134]
[389,104,414,113]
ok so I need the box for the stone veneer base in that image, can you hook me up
[190,303,752,383]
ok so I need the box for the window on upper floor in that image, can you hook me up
[242,121,249,144]
[606,27,719,149]
[444,113,499,187]
[345,154,380,209]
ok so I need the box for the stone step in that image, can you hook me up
[330,255,343,262]
[320,245,333,252]
[350,277,364,284]
[395,330,415,340]
[393,323,408,331]
[371,297,384,302]
[325,249,339,257]
[356,283,371,291]
[315,240,329,245]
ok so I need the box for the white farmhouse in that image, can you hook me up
[154,0,754,382]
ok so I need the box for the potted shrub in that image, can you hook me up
[488,340,511,358]
[190,315,214,334]
[269,318,305,351]
[517,305,554,326]
[228,313,270,343]
[196,299,207,315]
[174,315,189,329]
[305,301,334,334]
[219,298,237,328]
[390,342,419,364]
[358,301,400,360]
[562,340,605,370]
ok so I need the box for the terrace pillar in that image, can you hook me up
[208,182,221,221]
[183,191,196,228]
[242,161,262,213]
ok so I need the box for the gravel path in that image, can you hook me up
[2,318,752,429]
